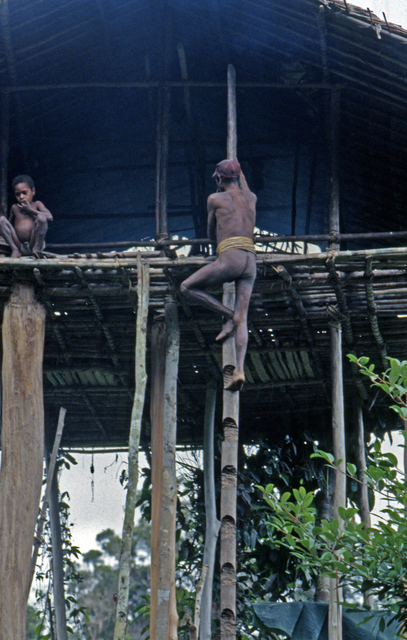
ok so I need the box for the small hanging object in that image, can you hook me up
[90,452,95,503]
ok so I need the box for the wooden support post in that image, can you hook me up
[327,84,343,640]
[47,457,68,640]
[201,381,220,640]
[0,90,9,217]
[155,87,171,242]
[220,283,239,640]
[155,296,179,640]
[0,283,46,639]
[114,256,149,640]
[329,318,345,640]
[227,65,237,161]
[177,43,207,239]
[356,400,374,609]
[220,63,239,640]
[150,316,167,640]
[328,89,341,251]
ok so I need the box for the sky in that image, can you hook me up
[355,0,407,27]
[58,451,151,554]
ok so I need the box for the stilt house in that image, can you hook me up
[1,0,407,638]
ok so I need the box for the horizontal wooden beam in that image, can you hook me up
[1,82,343,93]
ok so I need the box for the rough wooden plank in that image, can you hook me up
[0,283,46,639]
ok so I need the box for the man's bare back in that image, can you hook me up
[0,176,52,258]
[181,160,257,391]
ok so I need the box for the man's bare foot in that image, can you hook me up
[223,365,245,391]
[10,250,21,258]
[216,318,235,341]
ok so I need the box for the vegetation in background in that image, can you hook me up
[257,356,407,637]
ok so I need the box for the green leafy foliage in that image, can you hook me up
[258,356,407,635]
[157,436,328,640]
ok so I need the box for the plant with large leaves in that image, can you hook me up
[257,356,407,638]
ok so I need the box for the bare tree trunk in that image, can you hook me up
[113,256,149,640]
[0,283,45,639]
[200,382,220,640]
[155,296,179,640]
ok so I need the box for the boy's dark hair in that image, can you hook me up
[12,175,35,190]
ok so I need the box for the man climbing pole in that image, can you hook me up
[181,159,257,391]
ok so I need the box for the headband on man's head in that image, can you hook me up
[212,159,241,179]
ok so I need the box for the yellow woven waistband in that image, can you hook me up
[216,236,256,256]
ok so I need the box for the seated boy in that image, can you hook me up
[0,175,52,258]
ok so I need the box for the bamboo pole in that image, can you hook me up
[327,85,344,640]
[328,89,341,251]
[113,255,149,640]
[4,81,341,92]
[0,90,9,217]
[219,64,240,640]
[329,318,345,640]
[155,88,171,242]
[201,381,220,640]
[221,286,239,640]
[356,400,374,609]
[47,455,68,640]
[0,283,46,639]
[150,317,167,640]
[155,296,179,640]
[30,407,67,592]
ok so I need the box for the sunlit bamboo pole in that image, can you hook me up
[113,255,149,640]
[329,318,345,640]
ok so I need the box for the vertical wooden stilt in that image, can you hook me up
[150,317,167,640]
[356,401,370,528]
[155,296,179,640]
[220,64,239,640]
[201,381,220,640]
[220,284,239,640]
[114,256,149,640]
[0,283,46,639]
[327,85,344,640]
[356,400,374,609]
[329,319,345,640]
[328,89,341,251]
[47,459,68,640]
[155,87,171,242]
[0,90,9,217]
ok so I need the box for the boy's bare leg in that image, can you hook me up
[30,214,48,254]
[0,216,22,257]
[180,259,236,319]
[223,261,256,391]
